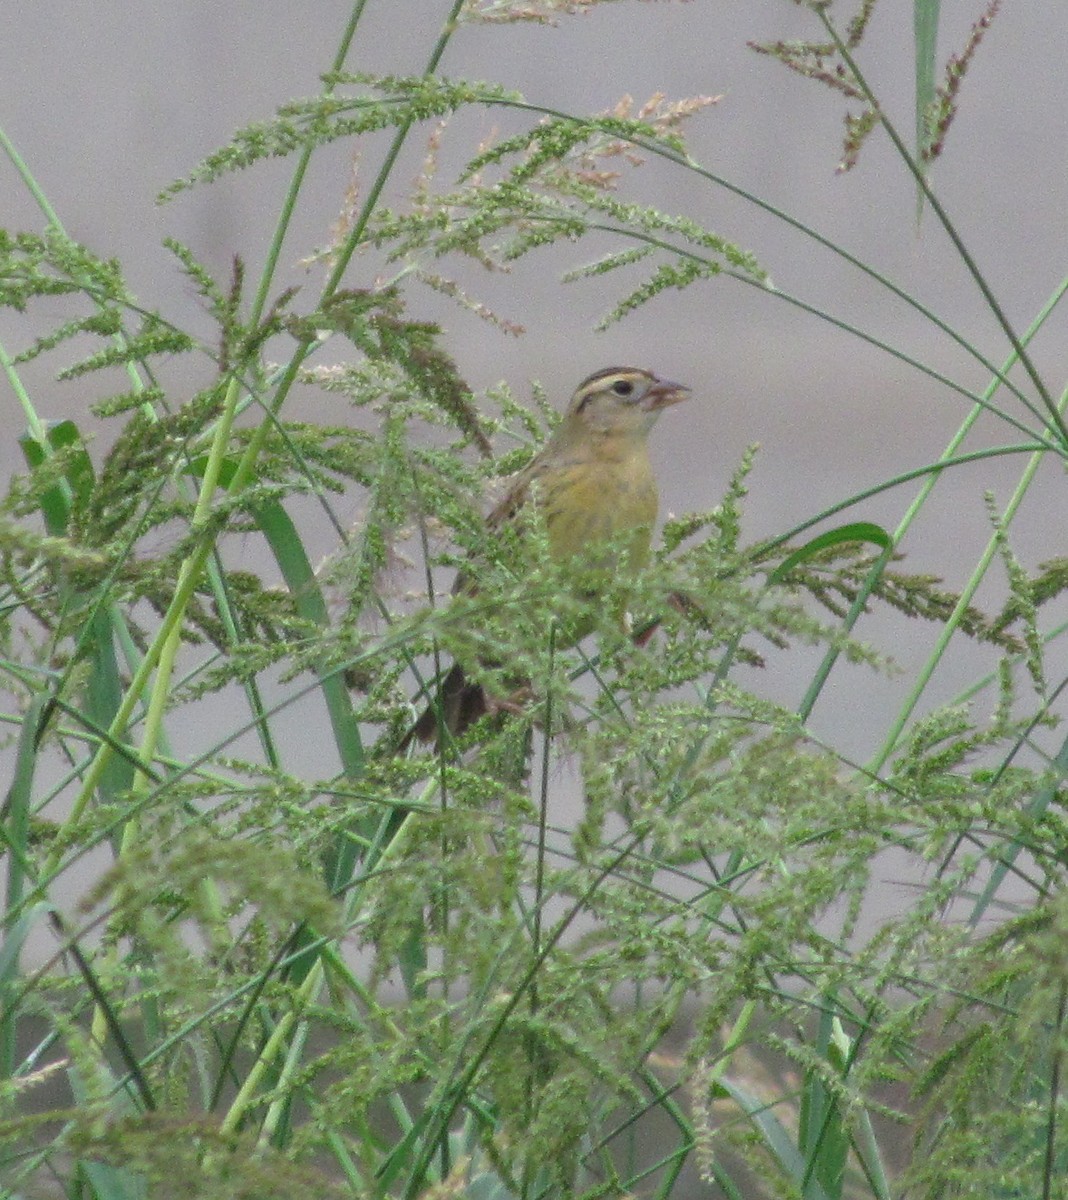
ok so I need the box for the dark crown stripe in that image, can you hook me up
[575,366,649,394]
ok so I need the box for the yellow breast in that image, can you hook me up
[541,452,658,574]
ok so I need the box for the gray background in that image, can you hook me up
[3,2,1066,783]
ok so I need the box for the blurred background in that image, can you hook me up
[2,0,1066,780]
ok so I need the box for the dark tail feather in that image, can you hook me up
[399,663,489,752]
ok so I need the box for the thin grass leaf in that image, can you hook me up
[251,496,364,777]
[768,522,892,586]
[850,1106,893,1200]
[914,0,940,213]
[77,1160,148,1200]
[18,419,94,533]
[716,1076,833,1200]
[798,1011,851,1199]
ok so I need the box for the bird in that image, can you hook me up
[402,366,690,750]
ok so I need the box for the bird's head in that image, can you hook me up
[563,367,690,441]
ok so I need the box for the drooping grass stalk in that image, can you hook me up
[759,440,1050,555]
[816,6,1068,449]
[793,273,1068,729]
[867,278,1068,773]
[520,204,1056,445]
[456,91,1045,426]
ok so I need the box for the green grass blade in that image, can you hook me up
[717,1076,832,1200]
[768,522,892,586]
[2,693,49,915]
[1,693,53,1081]
[766,523,893,722]
[914,0,941,213]
[78,1159,147,1200]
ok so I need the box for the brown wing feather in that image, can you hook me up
[453,451,559,594]
[401,661,488,749]
[408,454,557,746]
[484,451,559,531]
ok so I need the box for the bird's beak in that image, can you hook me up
[642,378,691,411]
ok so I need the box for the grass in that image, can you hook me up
[2,1,1067,1197]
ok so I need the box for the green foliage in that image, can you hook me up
[1,2,1066,1199]
[159,75,525,200]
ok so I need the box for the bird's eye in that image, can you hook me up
[610,380,635,397]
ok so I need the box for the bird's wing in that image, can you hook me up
[486,458,545,532]
[485,447,586,532]
[452,452,564,596]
